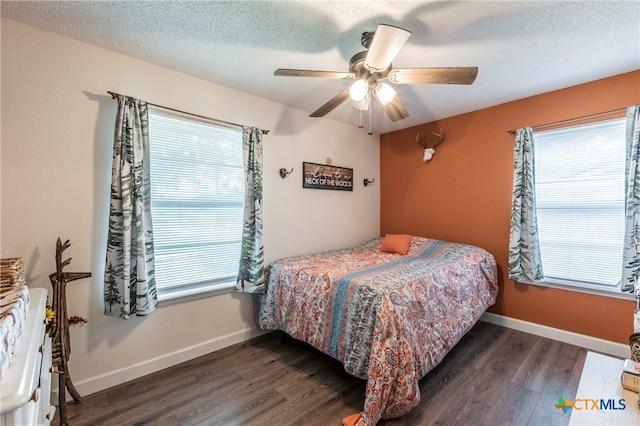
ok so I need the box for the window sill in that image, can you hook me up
[518,278,636,301]
[157,280,236,306]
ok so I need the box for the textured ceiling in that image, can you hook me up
[2,1,639,135]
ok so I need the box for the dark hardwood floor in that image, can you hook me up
[55,321,588,425]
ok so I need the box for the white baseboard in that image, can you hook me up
[55,316,628,402]
[55,326,269,401]
[481,312,629,359]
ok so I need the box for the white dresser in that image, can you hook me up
[0,288,54,426]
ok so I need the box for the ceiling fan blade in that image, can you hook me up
[365,24,411,73]
[310,88,351,117]
[373,93,409,122]
[274,69,355,79]
[387,67,478,85]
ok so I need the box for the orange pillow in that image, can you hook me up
[380,234,413,255]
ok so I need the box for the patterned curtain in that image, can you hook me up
[236,126,265,293]
[508,127,544,282]
[622,104,640,292]
[104,95,157,318]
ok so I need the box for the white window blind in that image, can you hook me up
[534,117,626,289]
[148,108,244,299]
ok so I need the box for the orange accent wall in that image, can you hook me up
[380,70,640,344]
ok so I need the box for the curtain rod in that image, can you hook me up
[506,107,627,135]
[107,91,269,135]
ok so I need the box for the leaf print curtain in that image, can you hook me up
[104,95,157,318]
[508,127,544,282]
[236,126,265,293]
[622,104,640,292]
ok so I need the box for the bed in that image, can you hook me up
[257,235,499,426]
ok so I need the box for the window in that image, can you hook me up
[534,117,626,292]
[148,108,244,300]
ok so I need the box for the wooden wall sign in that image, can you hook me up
[302,162,353,191]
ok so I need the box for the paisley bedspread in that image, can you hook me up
[257,237,498,425]
[257,236,498,425]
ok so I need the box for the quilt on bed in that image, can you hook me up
[257,236,498,425]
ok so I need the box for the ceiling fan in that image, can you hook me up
[274,24,478,130]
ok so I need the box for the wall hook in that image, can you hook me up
[279,167,294,179]
[363,178,375,187]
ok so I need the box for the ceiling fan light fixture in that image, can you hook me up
[353,95,371,111]
[374,82,396,105]
[349,79,369,102]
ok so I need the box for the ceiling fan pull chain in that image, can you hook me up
[359,108,363,129]
[368,101,373,135]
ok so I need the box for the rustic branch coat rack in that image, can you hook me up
[49,238,91,426]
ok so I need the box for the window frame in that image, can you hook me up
[527,116,633,299]
[147,106,244,302]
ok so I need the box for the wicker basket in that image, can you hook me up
[1,257,26,291]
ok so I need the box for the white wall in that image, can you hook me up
[1,19,380,396]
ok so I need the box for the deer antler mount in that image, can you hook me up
[416,128,446,162]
